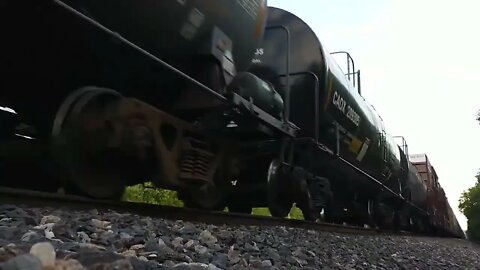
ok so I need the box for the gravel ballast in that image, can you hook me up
[0,204,478,269]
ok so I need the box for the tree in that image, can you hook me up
[458,113,480,240]
[458,172,480,240]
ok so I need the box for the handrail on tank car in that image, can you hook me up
[344,70,362,95]
[393,136,409,157]
[331,51,355,83]
[263,25,292,166]
[331,51,362,95]
[267,71,320,142]
[264,25,291,123]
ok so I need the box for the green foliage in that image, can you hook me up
[459,171,480,240]
[289,206,305,220]
[122,183,306,221]
[251,207,270,216]
[123,182,184,207]
[459,112,480,240]
[466,217,480,241]
[251,205,305,220]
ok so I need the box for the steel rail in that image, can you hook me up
[0,186,418,237]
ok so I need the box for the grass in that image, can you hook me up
[122,182,184,207]
[122,182,305,220]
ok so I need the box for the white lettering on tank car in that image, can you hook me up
[251,48,264,63]
[332,91,360,127]
[332,91,346,114]
[237,0,260,20]
[189,8,205,28]
[346,105,360,126]
[179,8,205,40]
[255,48,264,56]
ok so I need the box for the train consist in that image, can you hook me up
[0,0,464,238]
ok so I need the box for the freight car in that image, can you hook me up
[0,0,464,238]
[410,154,464,236]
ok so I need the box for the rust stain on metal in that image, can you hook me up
[106,97,219,188]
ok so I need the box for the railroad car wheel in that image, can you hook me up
[226,191,253,214]
[296,177,333,222]
[51,87,129,200]
[180,183,226,211]
[367,199,385,229]
[266,159,293,218]
[297,190,321,222]
[179,167,228,211]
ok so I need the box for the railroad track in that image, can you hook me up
[0,186,413,237]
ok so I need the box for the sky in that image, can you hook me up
[268,0,480,231]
